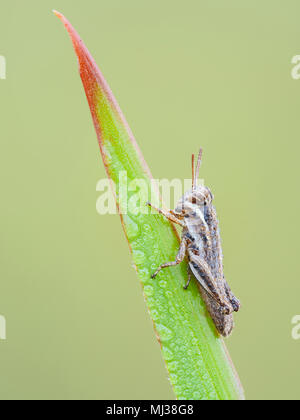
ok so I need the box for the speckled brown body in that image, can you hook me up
[148,149,240,337]
[186,198,239,336]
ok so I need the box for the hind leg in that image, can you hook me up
[183,266,192,289]
[224,280,240,312]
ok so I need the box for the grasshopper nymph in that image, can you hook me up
[147,149,240,337]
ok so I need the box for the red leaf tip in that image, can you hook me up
[53,10,74,36]
[53,10,84,66]
[53,10,67,24]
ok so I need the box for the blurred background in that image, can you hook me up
[0,0,300,400]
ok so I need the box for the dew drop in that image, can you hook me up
[168,306,176,315]
[143,224,151,232]
[133,250,146,266]
[149,255,156,263]
[152,262,161,271]
[124,215,140,241]
[147,297,155,307]
[174,385,182,395]
[156,324,173,341]
[163,346,174,361]
[151,309,159,321]
[159,280,167,288]
[192,391,201,399]
[144,285,154,296]
[138,268,150,283]
[169,373,178,384]
[168,361,179,371]
[209,391,217,400]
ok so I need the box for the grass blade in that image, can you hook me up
[54,11,245,400]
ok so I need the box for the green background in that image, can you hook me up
[0,0,299,400]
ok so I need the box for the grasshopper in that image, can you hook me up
[147,149,240,337]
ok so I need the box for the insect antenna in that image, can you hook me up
[192,153,195,191]
[192,148,203,190]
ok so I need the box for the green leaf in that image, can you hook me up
[54,11,245,400]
